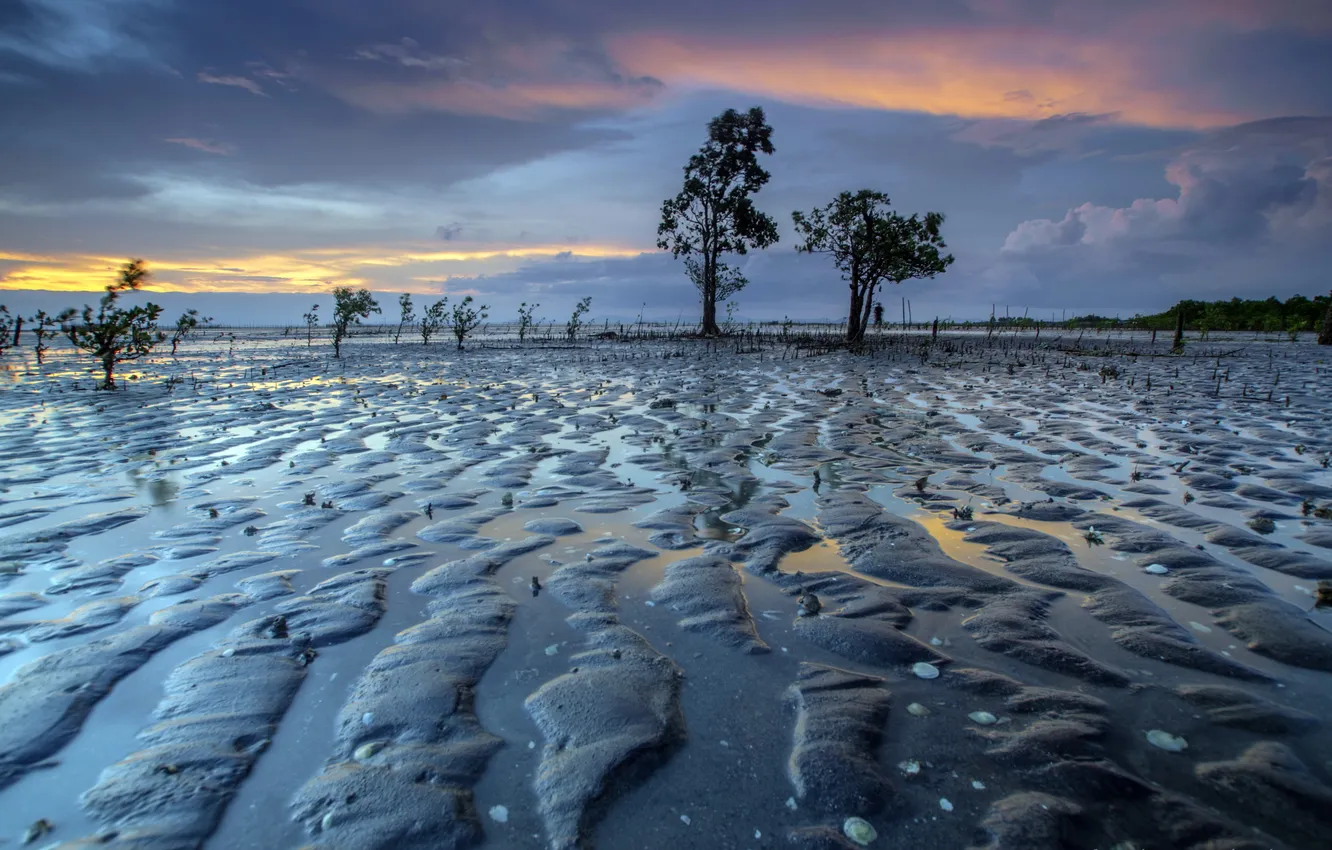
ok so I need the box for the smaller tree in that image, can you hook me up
[63,258,165,389]
[330,287,380,358]
[394,294,415,344]
[31,310,63,364]
[302,304,320,347]
[517,301,539,343]
[792,190,953,345]
[450,295,488,350]
[421,298,448,345]
[566,297,592,342]
[169,309,211,355]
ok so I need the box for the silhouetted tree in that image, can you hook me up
[450,295,488,350]
[566,297,591,341]
[0,306,13,356]
[657,107,779,335]
[517,301,539,343]
[170,309,210,355]
[30,310,60,364]
[330,287,380,358]
[62,258,164,389]
[421,298,447,345]
[394,293,415,344]
[302,304,319,347]
[792,190,953,345]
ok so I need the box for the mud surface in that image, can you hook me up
[1,328,1330,849]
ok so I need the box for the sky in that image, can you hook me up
[1,0,1330,324]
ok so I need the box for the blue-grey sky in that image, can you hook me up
[1,0,1330,323]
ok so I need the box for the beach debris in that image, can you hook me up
[302,492,315,506]
[785,796,798,810]
[23,819,54,845]
[939,798,954,812]
[952,503,974,521]
[243,525,259,536]
[488,805,509,823]
[544,643,560,656]
[912,662,940,680]
[530,576,542,595]
[915,475,929,493]
[898,759,921,776]
[1314,581,1332,609]
[501,491,514,507]
[968,711,998,725]
[906,702,931,717]
[353,741,384,760]
[842,816,877,845]
[1146,730,1188,752]
[971,780,986,790]
[796,590,822,617]
[680,814,691,825]
[1144,564,1169,575]
[1084,527,1104,546]
[1247,517,1276,535]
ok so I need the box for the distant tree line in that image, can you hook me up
[1067,294,1332,343]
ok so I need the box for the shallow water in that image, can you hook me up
[1,330,1331,850]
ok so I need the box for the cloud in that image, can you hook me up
[995,117,1332,306]
[165,137,235,155]
[353,38,466,71]
[0,241,649,294]
[0,0,165,69]
[197,71,266,96]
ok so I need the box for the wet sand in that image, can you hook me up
[1,329,1330,849]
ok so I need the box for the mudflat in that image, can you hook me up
[1,328,1330,850]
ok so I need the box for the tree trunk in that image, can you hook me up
[1319,291,1332,346]
[1172,308,1185,351]
[701,276,719,335]
[12,316,21,346]
[847,284,863,344]
[101,356,115,390]
[931,317,938,341]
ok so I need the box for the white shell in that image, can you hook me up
[1146,729,1188,752]
[843,817,878,845]
[968,711,998,725]
[912,662,941,679]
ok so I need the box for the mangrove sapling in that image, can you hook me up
[421,298,448,345]
[394,294,415,344]
[30,310,61,364]
[302,304,320,347]
[62,259,165,389]
[330,287,380,358]
[449,296,488,350]
[566,297,592,342]
[0,306,14,355]
[518,301,539,343]
[169,309,211,355]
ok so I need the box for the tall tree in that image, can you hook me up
[657,107,779,335]
[791,190,953,345]
[62,259,165,388]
